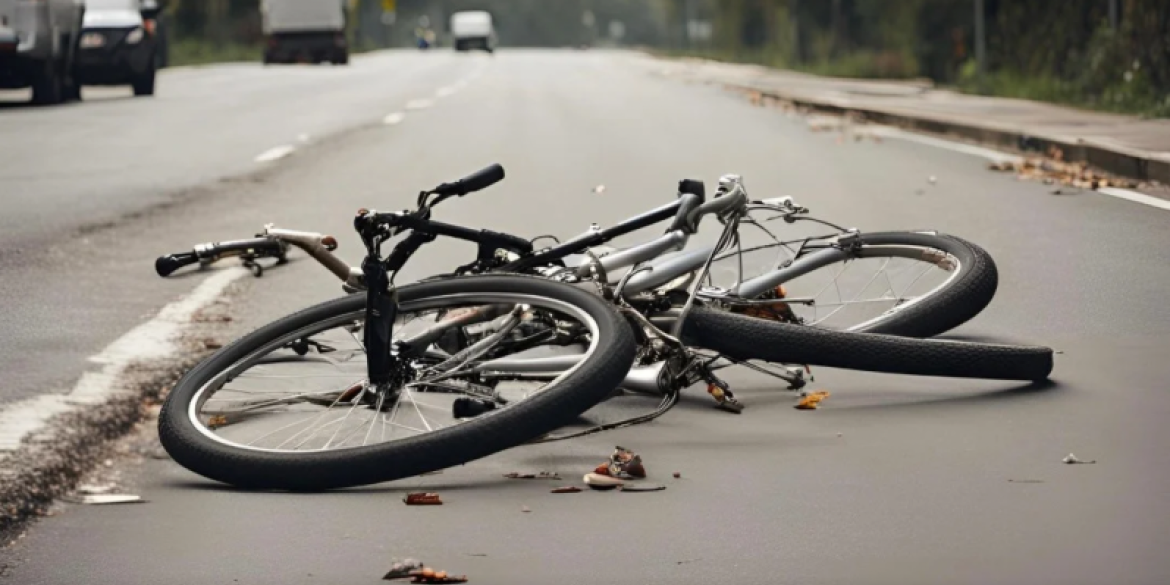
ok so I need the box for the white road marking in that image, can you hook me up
[254,145,296,163]
[867,126,1169,211]
[867,126,1022,165]
[383,112,406,125]
[435,86,458,98]
[1097,187,1170,211]
[0,268,249,452]
[406,99,433,110]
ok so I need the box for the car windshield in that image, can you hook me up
[86,0,139,10]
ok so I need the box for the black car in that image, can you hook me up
[76,0,161,96]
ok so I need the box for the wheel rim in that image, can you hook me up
[705,243,963,332]
[187,292,601,454]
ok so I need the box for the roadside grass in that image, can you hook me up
[655,48,1170,119]
[168,39,261,67]
[166,38,381,68]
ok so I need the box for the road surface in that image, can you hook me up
[2,49,1169,585]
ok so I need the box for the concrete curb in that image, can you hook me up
[730,83,1170,186]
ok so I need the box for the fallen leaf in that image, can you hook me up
[207,415,229,429]
[203,339,223,350]
[550,486,582,494]
[795,391,831,410]
[403,492,443,506]
[672,472,681,479]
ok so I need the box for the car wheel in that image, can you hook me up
[31,60,64,105]
[132,64,156,97]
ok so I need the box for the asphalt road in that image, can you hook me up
[0,50,487,407]
[3,49,1170,585]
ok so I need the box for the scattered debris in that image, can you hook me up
[410,569,468,584]
[583,473,625,491]
[384,559,425,580]
[592,184,607,194]
[594,446,646,479]
[550,486,582,494]
[464,553,488,558]
[795,391,831,410]
[520,505,531,513]
[676,558,701,565]
[63,494,145,505]
[987,153,1140,190]
[619,484,666,493]
[672,472,681,479]
[202,339,223,350]
[1008,479,1045,484]
[207,415,229,429]
[403,492,443,506]
[503,471,561,480]
[928,175,938,185]
[1062,453,1097,465]
[386,565,468,584]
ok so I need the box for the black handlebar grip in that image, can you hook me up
[155,252,200,277]
[434,164,506,197]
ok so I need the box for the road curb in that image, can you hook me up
[729,83,1170,186]
[0,272,245,540]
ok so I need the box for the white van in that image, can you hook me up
[261,0,348,65]
[450,10,494,53]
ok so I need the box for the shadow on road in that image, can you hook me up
[163,476,523,495]
[822,379,1062,412]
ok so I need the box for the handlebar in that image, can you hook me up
[684,176,749,231]
[430,163,505,198]
[156,237,289,277]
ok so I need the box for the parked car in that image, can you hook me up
[450,10,494,53]
[0,0,86,104]
[261,0,348,65]
[75,0,161,96]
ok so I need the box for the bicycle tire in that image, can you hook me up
[725,231,998,338]
[159,275,636,491]
[682,306,1052,382]
[847,232,997,337]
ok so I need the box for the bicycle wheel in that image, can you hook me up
[702,231,997,338]
[682,306,1052,382]
[159,275,636,491]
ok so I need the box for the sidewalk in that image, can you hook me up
[649,56,1170,186]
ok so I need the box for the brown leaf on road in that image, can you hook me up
[795,391,831,410]
[403,493,443,506]
[550,486,582,494]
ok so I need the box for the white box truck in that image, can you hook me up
[450,10,493,53]
[261,0,348,65]
[0,0,85,104]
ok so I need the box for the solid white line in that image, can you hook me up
[254,145,296,163]
[867,126,1022,165]
[405,99,433,110]
[383,112,406,125]
[868,126,1170,212]
[1097,187,1170,211]
[0,268,248,452]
